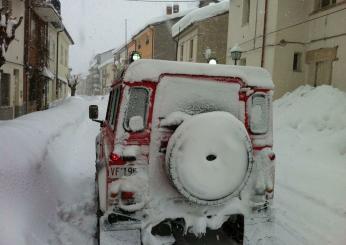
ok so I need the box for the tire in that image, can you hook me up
[165,111,253,205]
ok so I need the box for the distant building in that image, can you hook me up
[47,25,74,105]
[98,50,115,94]
[172,1,229,64]
[113,45,127,80]
[0,0,73,120]
[227,0,346,98]
[75,74,87,95]
[86,49,114,95]
[127,40,136,60]
[133,12,189,61]
[88,55,101,95]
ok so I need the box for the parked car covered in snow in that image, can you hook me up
[89,59,276,245]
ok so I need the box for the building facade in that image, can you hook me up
[98,49,115,94]
[173,1,229,64]
[85,49,114,96]
[55,29,73,100]
[113,45,127,80]
[0,0,25,119]
[87,55,101,95]
[227,0,346,98]
[128,11,188,63]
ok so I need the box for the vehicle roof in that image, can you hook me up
[123,59,274,89]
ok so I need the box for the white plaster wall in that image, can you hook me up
[227,0,346,98]
[48,24,57,103]
[177,28,198,62]
[2,0,25,108]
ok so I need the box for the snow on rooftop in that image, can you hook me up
[98,58,114,69]
[131,8,196,40]
[172,0,229,37]
[124,59,274,89]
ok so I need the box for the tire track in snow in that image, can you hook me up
[274,182,346,245]
[43,97,107,245]
[276,182,346,218]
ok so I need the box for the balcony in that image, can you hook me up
[48,0,61,14]
[33,0,62,25]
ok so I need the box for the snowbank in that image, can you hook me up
[0,96,107,245]
[274,85,346,244]
[172,0,229,37]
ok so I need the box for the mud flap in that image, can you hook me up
[99,216,141,245]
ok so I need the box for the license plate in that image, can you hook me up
[109,166,138,178]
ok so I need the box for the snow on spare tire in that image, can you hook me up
[165,111,253,205]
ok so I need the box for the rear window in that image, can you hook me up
[156,77,241,119]
[124,87,149,130]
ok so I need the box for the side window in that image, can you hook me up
[110,86,121,129]
[124,87,149,131]
[105,90,114,122]
[242,0,250,26]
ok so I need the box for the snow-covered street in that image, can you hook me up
[1,86,346,244]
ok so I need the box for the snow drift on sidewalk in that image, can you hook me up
[0,96,106,245]
[274,85,346,244]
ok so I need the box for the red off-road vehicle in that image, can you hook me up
[89,59,276,245]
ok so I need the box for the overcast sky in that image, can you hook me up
[59,0,197,74]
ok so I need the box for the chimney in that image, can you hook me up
[173,4,179,14]
[166,5,173,15]
[199,0,218,8]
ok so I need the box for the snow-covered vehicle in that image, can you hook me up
[89,59,276,245]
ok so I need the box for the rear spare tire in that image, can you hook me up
[165,112,253,205]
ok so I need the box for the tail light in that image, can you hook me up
[121,191,134,200]
[109,153,125,165]
[249,93,269,134]
[268,152,276,161]
[121,191,135,206]
[110,192,117,198]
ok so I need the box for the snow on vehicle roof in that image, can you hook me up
[124,59,274,89]
[172,0,229,37]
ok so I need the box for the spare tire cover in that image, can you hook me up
[165,111,253,205]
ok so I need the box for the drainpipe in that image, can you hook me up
[24,0,31,113]
[175,27,181,61]
[151,26,154,59]
[56,28,64,100]
[261,0,268,67]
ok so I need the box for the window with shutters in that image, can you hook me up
[0,73,10,106]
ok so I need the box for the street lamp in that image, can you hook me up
[208,58,217,65]
[129,51,141,63]
[230,44,242,65]
[204,48,218,64]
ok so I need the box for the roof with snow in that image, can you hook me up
[98,58,114,69]
[124,59,274,89]
[131,8,196,40]
[172,0,229,37]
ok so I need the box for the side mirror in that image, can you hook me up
[129,116,144,132]
[89,105,99,120]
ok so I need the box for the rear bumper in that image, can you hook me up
[99,206,275,245]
